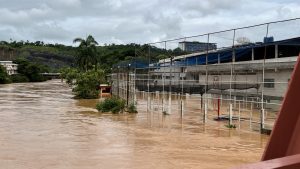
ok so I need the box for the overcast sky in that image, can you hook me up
[0,0,299,46]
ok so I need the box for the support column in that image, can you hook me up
[229,103,233,126]
[250,101,253,129]
[147,94,150,112]
[181,99,184,118]
[204,103,207,123]
[238,101,241,129]
[234,96,237,108]
[261,108,265,132]
[252,48,255,61]
[168,94,172,114]
[275,44,278,59]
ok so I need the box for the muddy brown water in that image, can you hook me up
[0,80,269,169]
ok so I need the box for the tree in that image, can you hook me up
[73,35,99,71]
[72,69,106,99]
[13,58,48,82]
[0,65,11,84]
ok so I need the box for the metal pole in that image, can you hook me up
[261,24,269,132]
[162,41,166,113]
[229,29,236,126]
[217,98,220,119]
[147,18,300,45]
[239,100,241,129]
[250,100,253,129]
[126,64,130,106]
[133,46,137,106]
[204,34,210,123]
[117,66,120,98]
[147,45,151,113]
[180,55,185,118]
[168,46,173,115]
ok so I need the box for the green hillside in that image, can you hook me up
[0,40,188,73]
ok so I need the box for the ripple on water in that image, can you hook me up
[0,80,269,169]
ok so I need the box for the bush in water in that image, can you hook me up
[10,74,29,83]
[96,97,125,113]
[72,69,105,99]
[0,65,11,84]
[127,103,138,113]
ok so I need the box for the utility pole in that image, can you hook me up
[127,64,131,106]
[117,66,120,98]
[168,55,173,115]
[261,24,269,133]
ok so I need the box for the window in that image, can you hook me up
[264,79,275,88]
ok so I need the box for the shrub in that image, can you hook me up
[0,65,11,84]
[162,111,169,115]
[13,58,49,82]
[225,124,236,129]
[10,74,29,83]
[59,67,79,86]
[96,97,125,113]
[127,103,138,113]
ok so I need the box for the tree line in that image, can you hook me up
[1,35,189,99]
[0,37,189,73]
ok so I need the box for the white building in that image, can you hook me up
[0,61,18,75]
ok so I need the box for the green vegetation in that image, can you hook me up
[225,124,237,129]
[127,103,138,113]
[10,74,29,83]
[0,65,11,84]
[73,69,105,99]
[13,58,49,82]
[73,35,99,71]
[1,35,188,100]
[59,36,106,99]
[0,41,75,72]
[60,67,105,99]
[162,111,169,115]
[60,67,79,86]
[0,38,188,73]
[96,97,125,113]
[0,58,49,84]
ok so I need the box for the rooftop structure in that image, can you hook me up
[178,41,217,52]
[161,37,300,66]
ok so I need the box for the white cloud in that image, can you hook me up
[0,0,299,46]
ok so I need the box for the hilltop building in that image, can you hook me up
[0,61,18,75]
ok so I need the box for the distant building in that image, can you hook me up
[178,41,217,52]
[142,37,300,109]
[0,61,18,75]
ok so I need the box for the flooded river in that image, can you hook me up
[0,80,269,169]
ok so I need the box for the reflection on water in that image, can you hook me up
[0,80,269,169]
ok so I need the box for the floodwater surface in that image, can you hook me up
[0,80,269,169]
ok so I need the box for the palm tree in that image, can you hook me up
[73,35,99,71]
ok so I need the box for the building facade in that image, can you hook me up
[144,37,300,111]
[0,61,18,75]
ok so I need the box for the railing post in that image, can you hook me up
[229,103,233,126]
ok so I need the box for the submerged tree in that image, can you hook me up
[72,69,106,99]
[0,65,11,84]
[73,35,99,71]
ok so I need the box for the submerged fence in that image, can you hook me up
[110,18,300,133]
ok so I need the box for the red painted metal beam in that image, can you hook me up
[262,55,300,160]
[232,154,300,169]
